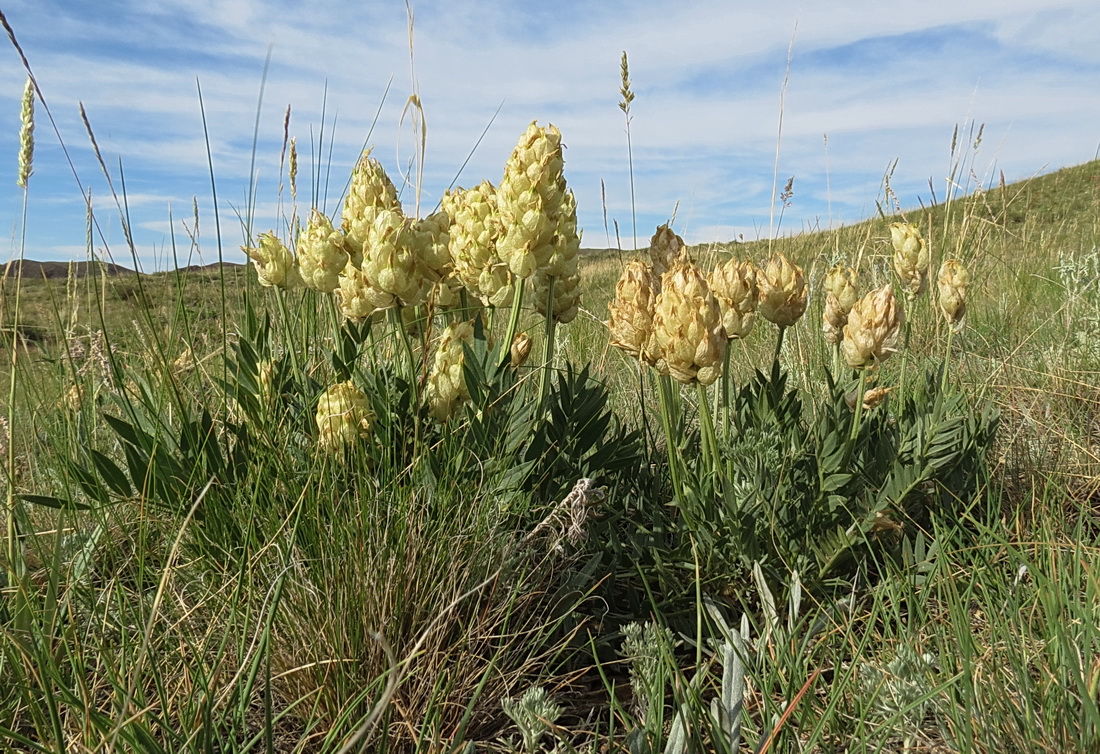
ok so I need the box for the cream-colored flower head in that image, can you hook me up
[496,121,568,278]
[758,254,808,329]
[443,181,513,307]
[608,259,660,363]
[335,260,391,322]
[244,232,302,289]
[316,381,373,452]
[342,149,402,263]
[411,209,452,274]
[529,190,582,322]
[937,259,971,329]
[890,222,930,298]
[297,209,350,292]
[822,264,859,345]
[649,258,727,385]
[841,284,904,369]
[359,208,428,307]
[649,224,684,278]
[426,321,476,421]
[708,258,758,339]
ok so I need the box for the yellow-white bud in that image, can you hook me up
[244,232,302,289]
[937,259,971,328]
[316,381,373,452]
[297,209,350,292]
[841,285,904,369]
[890,222,930,298]
[758,254,808,329]
[649,258,727,385]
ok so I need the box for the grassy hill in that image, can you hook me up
[2,157,1099,752]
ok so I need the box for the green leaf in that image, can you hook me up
[18,494,91,511]
[90,449,132,498]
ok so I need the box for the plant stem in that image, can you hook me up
[501,278,525,364]
[697,382,720,477]
[772,326,786,366]
[5,186,30,635]
[842,369,869,469]
[656,374,685,502]
[537,278,556,415]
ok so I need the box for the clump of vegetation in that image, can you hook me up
[2,29,1099,754]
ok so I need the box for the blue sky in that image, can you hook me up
[1,0,1098,271]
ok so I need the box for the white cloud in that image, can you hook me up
[0,0,1097,270]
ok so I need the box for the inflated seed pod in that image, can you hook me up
[608,259,660,362]
[709,258,758,339]
[425,321,476,421]
[335,260,392,322]
[444,181,513,307]
[359,208,427,306]
[316,381,373,452]
[937,259,971,328]
[841,285,904,369]
[244,232,302,290]
[297,209,350,293]
[342,150,402,264]
[649,258,727,385]
[758,254,808,329]
[496,121,568,279]
[649,224,685,279]
[822,264,859,345]
[890,222,929,298]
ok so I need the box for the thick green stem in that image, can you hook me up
[656,374,685,502]
[696,382,720,476]
[501,278,525,363]
[772,326,787,366]
[720,341,733,437]
[898,296,914,398]
[940,322,956,397]
[537,278,556,415]
[842,369,870,468]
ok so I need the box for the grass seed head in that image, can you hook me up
[841,284,904,369]
[708,257,758,339]
[937,258,971,328]
[17,77,34,188]
[890,222,930,298]
[296,209,350,293]
[758,253,808,329]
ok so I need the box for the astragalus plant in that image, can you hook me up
[4,116,640,752]
[604,223,997,608]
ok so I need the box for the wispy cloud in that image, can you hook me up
[1,0,1098,269]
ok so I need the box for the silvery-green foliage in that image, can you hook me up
[621,621,676,726]
[860,645,939,744]
[501,686,563,753]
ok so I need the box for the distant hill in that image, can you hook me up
[1,259,243,280]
